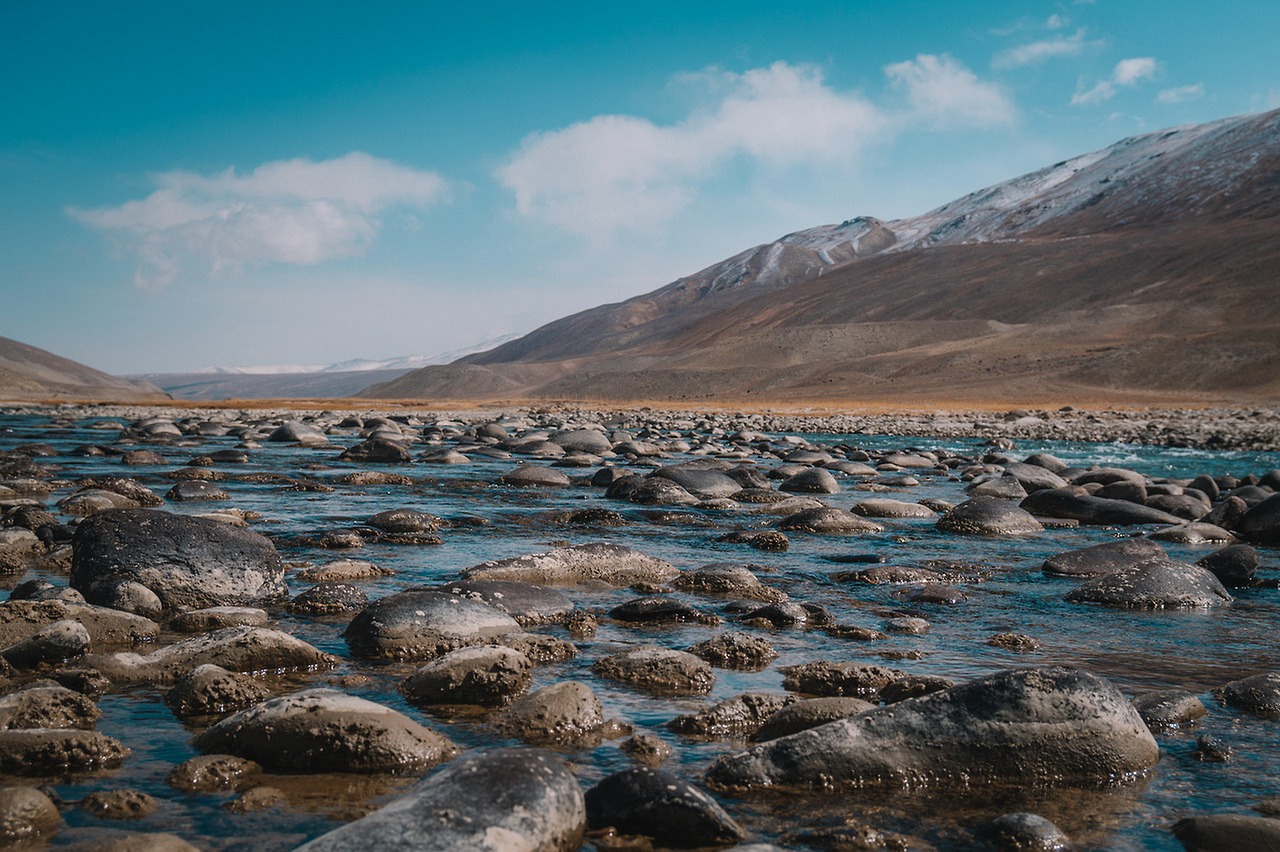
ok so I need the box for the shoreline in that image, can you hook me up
[3,401,1278,452]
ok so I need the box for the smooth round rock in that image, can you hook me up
[366,509,438,534]
[344,588,520,660]
[673,564,785,602]
[1066,558,1232,609]
[1042,538,1167,578]
[400,645,532,707]
[779,468,841,494]
[168,607,269,633]
[463,543,678,587]
[1133,689,1208,729]
[593,647,714,695]
[438,579,574,626]
[1217,672,1280,717]
[777,508,884,533]
[990,812,1071,851]
[755,697,874,741]
[937,497,1043,536]
[1196,544,1260,587]
[83,626,335,685]
[851,499,937,519]
[1,619,90,669]
[500,465,572,488]
[585,767,745,849]
[1173,814,1280,851]
[500,681,605,746]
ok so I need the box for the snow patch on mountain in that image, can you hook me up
[195,333,524,376]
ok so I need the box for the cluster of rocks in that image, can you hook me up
[0,404,1277,848]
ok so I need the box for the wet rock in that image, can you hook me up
[851,498,937,518]
[892,584,967,605]
[1041,538,1167,578]
[553,428,613,455]
[194,688,456,773]
[667,692,795,740]
[165,480,229,501]
[296,748,585,852]
[968,474,1029,500]
[673,563,785,602]
[1133,689,1208,729]
[500,465,572,488]
[166,754,262,792]
[686,631,778,670]
[1196,544,1260,586]
[593,647,714,695]
[651,465,743,498]
[462,543,678,587]
[339,438,412,463]
[1172,814,1280,851]
[89,579,163,619]
[625,477,699,506]
[7,579,81,604]
[71,509,285,611]
[224,786,286,813]
[1150,522,1236,544]
[164,664,270,719]
[1066,558,1232,608]
[319,529,366,549]
[780,661,905,697]
[585,767,745,849]
[84,626,335,685]
[755,697,874,741]
[58,489,139,517]
[344,588,520,660]
[0,600,157,648]
[989,812,1071,851]
[438,579,574,625]
[609,597,716,624]
[0,684,99,730]
[1194,734,1232,762]
[497,632,576,664]
[885,616,930,634]
[500,681,605,746]
[400,645,532,707]
[168,606,269,633]
[1,619,90,669]
[1020,489,1184,526]
[880,674,956,703]
[296,559,394,583]
[989,632,1040,652]
[779,468,841,494]
[80,788,157,820]
[0,729,129,774]
[937,497,1043,536]
[777,507,884,533]
[0,786,62,844]
[620,733,671,767]
[0,528,42,573]
[287,582,368,615]
[366,509,438,534]
[706,667,1159,791]
[1217,672,1280,717]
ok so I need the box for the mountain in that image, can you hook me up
[366,108,1280,405]
[0,336,167,402]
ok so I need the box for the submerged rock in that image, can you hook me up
[462,543,677,587]
[1042,538,1167,578]
[1065,559,1231,609]
[585,767,745,849]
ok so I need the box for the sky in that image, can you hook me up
[3,1,1278,375]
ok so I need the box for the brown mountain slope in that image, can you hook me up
[0,336,167,402]
[366,109,1280,405]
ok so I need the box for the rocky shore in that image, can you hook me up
[0,402,1278,848]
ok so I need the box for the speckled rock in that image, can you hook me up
[686,632,778,670]
[166,754,262,792]
[400,645,532,707]
[673,563,786,602]
[462,543,678,587]
[84,626,335,685]
[780,661,906,698]
[0,684,99,730]
[1066,558,1232,609]
[754,696,874,741]
[0,729,129,775]
[0,786,62,844]
[593,647,714,695]
[937,497,1043,536]
[585,767,745,849]
[667,692,795,740]
[1133,689,1208,729]
[500,681,605,746]
[164,664,270,718]
[1041,538,1167,578]
[344,588,520,660]
[1216,672,1280,717]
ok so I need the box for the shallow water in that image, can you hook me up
[1,410,1278,850]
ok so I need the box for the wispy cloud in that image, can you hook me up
[498,58,1012,244]
[993,29,1089,69]
[1072,56,1159,105]
[70,153,448,288]
[1157,83,1205,104]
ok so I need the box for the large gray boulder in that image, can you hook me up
[936,497,1042,536]
[84,626,335,685]
[1065,559,1231,609]
[297,748,585,851]
[585,767,745,848]
[194,689,456,773]
[462,543,677,587]
[1020,489,1183,526]
[1042,539,1167,578]
[344,588,520,660]
[71,509,285,611]
[705,667,1159,791]
[1236,493,1280,543]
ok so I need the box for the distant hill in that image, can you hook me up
[366,108,1280,406]
[0,336,167,402]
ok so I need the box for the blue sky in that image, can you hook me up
[3,1,1278,374]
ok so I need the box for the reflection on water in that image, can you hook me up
[0,411,1277,849]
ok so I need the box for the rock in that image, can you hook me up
[500,681,605,746]
[989,812,1071,851]
[885,616,930,634]
[625,477,699,506]
[1172,814,1280,851]
[552,428,613,455]
[58,489,139,517]
[164,664,270,718]
[1197,544,1260,586]
[0,684,99,730]
[1,619,90,669]
[585,767,745,849]
[89,579,163,619]
[673,563,785,602]
[780,661,905,697]
[593,647,715,695]
[1234,493,1280,544]
[194,689,456,773]
[400,646,532,707]
[1066,558,1232,608]
[366,509,438,534]
[462,543,678,587]
[165,480,229,501]
[166,754,262,792]
[438,579,574,625]
[1132,689,1208,729]
[1042,538,1167,578]
[706,667,1159,791]
[0,528,42,573]
[667,693,795,740]
[71,509,285,610]
[989,632,1040,652]
[968,474,1029,500]
[686,632,778,670]
[609,597,715,624]
[755,697,874,741]
[776,507,884,533]
[0,600,157,648]
[620,733,671,766]
[0,786,62,844]
[851,499,937,518]
[500,465,572,488]
[1020,489,1184,526]
[84,626,335,685]
[1194,734,1232,762]
[296,559,394,583]
[651,465,743,498]
[296,748,585,852]
[497,632,576,664]
[1217,672,1280,717]
[0,729,128,774]
[80,788,157,820]
[937,497,1043,536]
[1150,522,1237,544]
[779,468,841,494]
[338,439,412,463]
[268,421,328,443]
[892,584,967,605]
[168,606,269,633]
[287,582,368,615]
[344,588,520,660]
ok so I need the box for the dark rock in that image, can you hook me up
[1196,544,1260,586]
[1066,558,1231,608]
[500,681,605,746]
[500,465,572,488]
[667,692,795,739]
[165,480,229,501]
[585,767,744,849]
[686,632,778,670]
[344,588,520,660]
[1042,538,1167,578]
[610,596,715,624]
[620,733,671,766]
[777,507,883,533]
[593,647,714,695]
[1217,672,1280,717]
[287,582,368,615]
[1133,689,1208,729]
[937,497,1043,536]
[673,563,785,602]
[166,754,262,792]
[80,788,157,820]
[1193,734,1232,762]
[1172,814,1280,851]
[462,543,677,587]
[755,696,874,741]
[0,729,129,775]
[780,661,905,697]
[879,674,956,703]
[439,579,574,625]
[366,509,438,534]
[651,465,742,498]
[164,664,270,718]
[400,645,532,707]
[779,468,841,494]
[1021,489,1184,526]
[989,632,1040,652]
[989,812,1071,851]
[338,439,412,463]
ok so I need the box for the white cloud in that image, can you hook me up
[71,153,448,288]
[993,29,1089,69]
[1157,83,1205,104]
[1072,56,1160,106]
[1046,14,1068,29]
[499,58,1013,244]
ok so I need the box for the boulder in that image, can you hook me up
[287,582,368,615]
[593,647,714,695]
[1132,689,1208,730]
[166,754,262,792]
[936,497,1042,536]
[851,499,937,519]
[344,588,520,660]
[168,606,269,633]
[1217,672,1280,717]
[438,579,574,625]
[71,509,285,611]
[1,619,90,669]
[1236,493,1280,544]
[0,684,99,730]
[1020,489,1184,526]
[194,689,456,773]
[585,767,745,849]
[705,667,1159,791]
[0,600,157,648]
[338,439,412,463]
[780,661,905,698]
[686,632,778,670]
[296,748,585,852]
[755,697,874,741]
[400,645,532,707]
[777,508,883,534]
[1042,539,1167,578]
[462,543,677,587]
[1196,544,1260,587]
[779,468,841,494]
[0,786,62,844]
[1172,814,1280,851]
[84,626,335,685]
[500,681,605,746]
[164,664,270,718]
[500,465,572,488]
[0,729,129,775]
[1065,559,1232,609]
[667,692,795,740]
[651,466,742,498]
[673,563,785,602]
